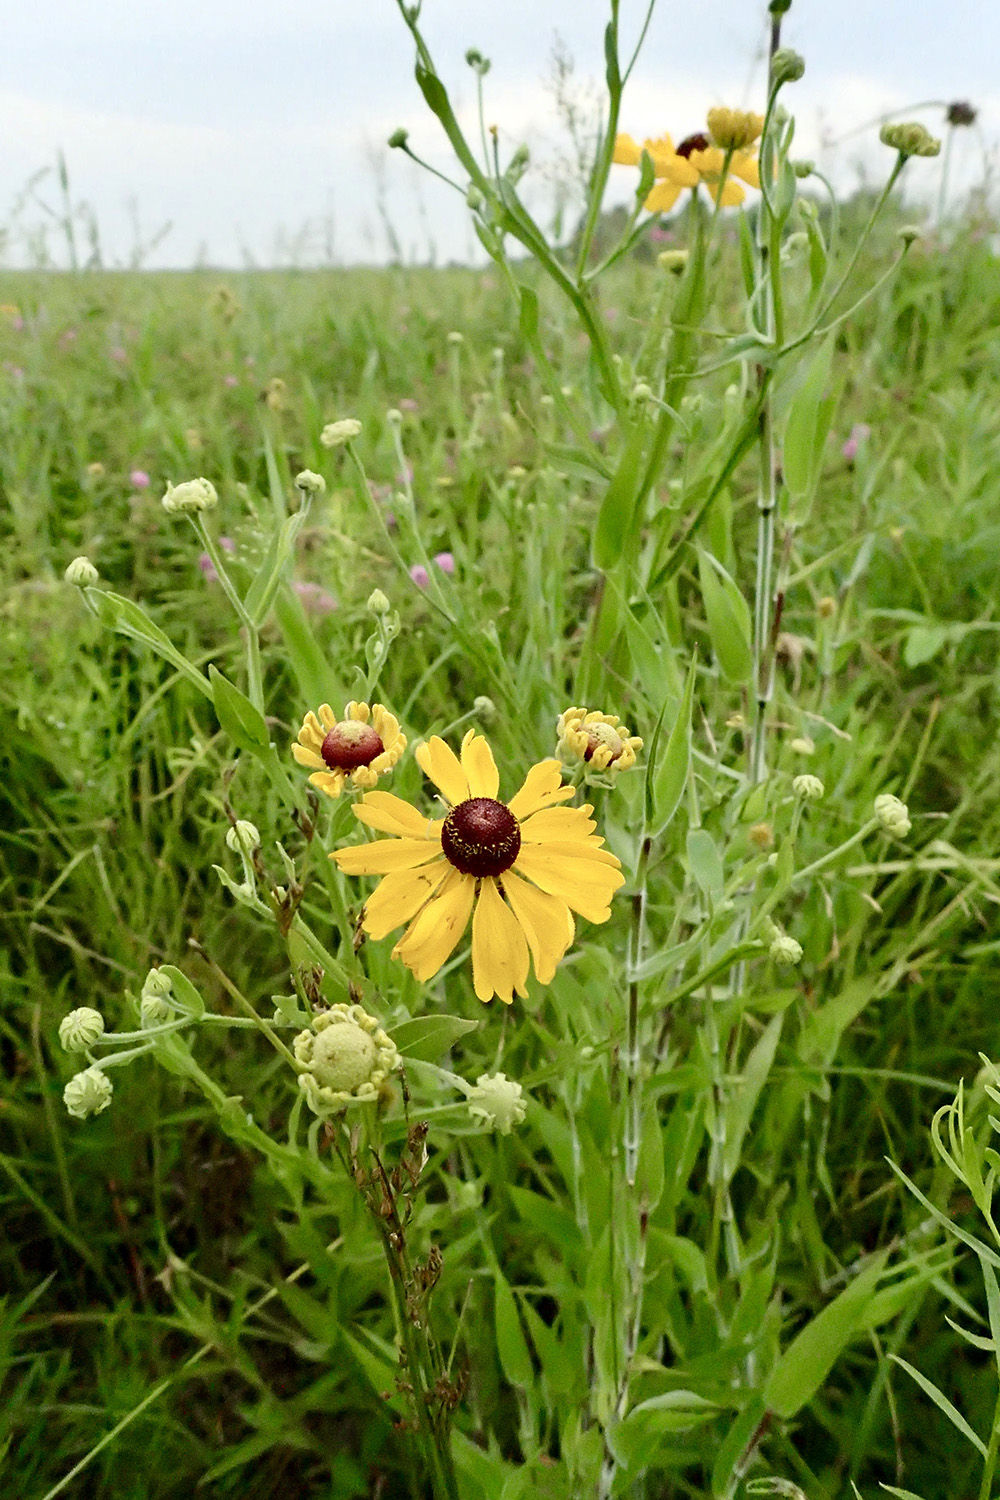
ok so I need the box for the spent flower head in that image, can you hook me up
[320,418,362,448]
[293,701,405,799]
[293,1003,399,1113]
[557,708,643,775]
[874,793,911,839]
[64,1067,113,1119]
[162,478,218,514]
[59,1007,105,1052]
[64,556,99,588]
[466,1072,526,1134]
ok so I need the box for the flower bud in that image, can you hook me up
[769,932,803,966]
[792,774,824,800]
[898,225,922,247]
[367,588,390,616]
[879,122,941,159]
[59,1007,105,1052]
[320,419,362,448]
[748,822,774,850]
[226,820,260,856]
[631,381,654,404]
[706,107,765,152]
[293,1003,399,1113]
[387,128,409,149]
[447,331,464,346]
[874,793,911,839]
[64,556,99,587]
[771,48,805,86]
[161,478,218,514]
[295,469,326,496]
[657,249,689,274]
[141,992,172,1027]
[466,1072,526,1134]
[466,184,485,212]
[473,695,497,723]
[142,967,173,999]
[793,159,815,179]
[64,1067,113,1119]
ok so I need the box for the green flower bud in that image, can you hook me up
[367,588,390,616]
[793,159,815,179]
[64,1067,113,1119]
[295,469,326,495]
[320,419,362,448]
[59,1007,105,1052]
[142,967,173,999]
[293,1003,399,1113]
[874,793,911,839]
[792,773,824,800]
[226,820,260,855]
[161,478,218,514]
[387,128,409,150]
[898,224,922,247]
[879,122,941,159]
[64,556,99,587]
[140,992,173,1027]
[771,48,805,85]
[657,249,689,274]
[466,1072,526,1134]
[769,932,803,966]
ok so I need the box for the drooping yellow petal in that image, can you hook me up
[519,804,597,843]
[471,878,530,1004]
[292,743,326,771]
[643,132,677,158]
[644,180,684,214]
[502,869,574,984]
[612,133,642,166]
[460,730,500,799]
[507,759,574,821]
[362,859,449,941]
[732,152,760,188]
[308,769,346,798]
[353,790,443,840]
[415,736,469,806]
[392,867,475,981]
[333,837,444,876]
[705,177,746,207]
[514,843,625,924]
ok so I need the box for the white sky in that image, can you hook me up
[1,1,996,268]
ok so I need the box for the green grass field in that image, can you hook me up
[4,67,1000,1500]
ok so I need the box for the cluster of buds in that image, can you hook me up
[879,122,941,159]
[161,478,218,514]
[874,793,911,839]
[59,1007,112,1119]
[320,418,362,448]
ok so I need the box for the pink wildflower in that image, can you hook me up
[841,423,872,463]
[130,469,150,489]
[409,564,430,589]
[292,580,337,615]
[433,551,455,575]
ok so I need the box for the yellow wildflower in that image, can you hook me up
[293,701,405,798]
[332,731,625,1003]
[557,708,643,774]
[706,108,765,152]
[615,123,761,211]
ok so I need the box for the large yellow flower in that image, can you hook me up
[293,701,405,798]
[614,125,760,211]
[332,731,625,1004]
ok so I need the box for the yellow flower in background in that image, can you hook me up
[614,119,761,211]
[557,708,643,774]
[613,132,699,214]
[332,731,625,1003]
[293,701,405,798]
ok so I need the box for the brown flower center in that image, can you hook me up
[441,797,521,879]
[321,720,384,771]
[676,132,710,159]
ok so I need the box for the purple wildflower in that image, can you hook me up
[409,564,430,589]
[130,469,150,489]
[433,551,455,575]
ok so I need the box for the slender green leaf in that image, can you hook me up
[85,588,212,699]
[890,1355,987,1457]
[390,1014,479,1061]
[764,1253,887,1417]
[209,666,270,753]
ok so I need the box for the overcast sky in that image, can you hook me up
[1,1,995,268]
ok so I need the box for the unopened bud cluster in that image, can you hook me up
[320,419,362,448]
[162,478,218,514]
[874,793,911,839]
[879,122,941,159]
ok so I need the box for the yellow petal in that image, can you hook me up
[690,146,726,176]
[333,837,445,875]
[643,133,677,157]
[415,736,469,806]
[514,844,625,924]
[502,869,574,984]
[732,153,760,188]
[644,180,684,213]
[612,132,641,166]
[507,759,574,820]
[362,860,449,941]
[519,805,597,843]
[460,730,500,799]
[308,769,345,798]
[353,791,443,840]
[392,867,475,981]
[298,711,326,751]
[345,701,371,722]
[318,703,336,728]
[371,704,401,743]
[708,178,746,207]
[471,878,530,1004]
[292,743,326,770]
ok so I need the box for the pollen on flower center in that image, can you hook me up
[441,797,521,879]
[322,721,384,771]
[583,722,625,762]
[676,132,710,158]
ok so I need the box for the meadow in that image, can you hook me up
[4,30,1000,1500]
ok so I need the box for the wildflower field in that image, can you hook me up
[5,10,1000,1500]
